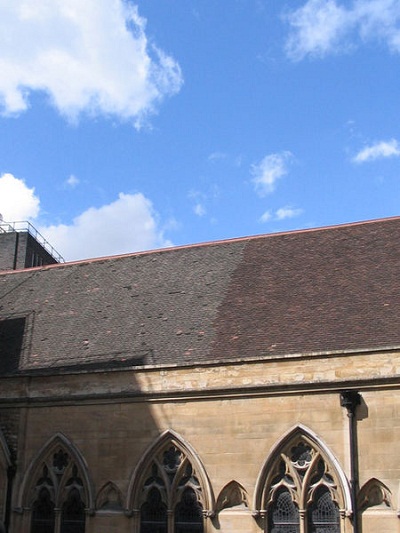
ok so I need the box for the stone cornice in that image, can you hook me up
[0,349,399,406]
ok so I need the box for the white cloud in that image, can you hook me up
[65,174,79,188]
[208,152,227,162]
[0,173,40,221]
[0,173,172,261]
[356,0,400,52]
[207,151,243,168]
[259,206,303,223]
[194,203,206,217]
[285,0,400,60]
[251,151,293,196]
[275,206,303,220]
[40,193,172,261]
[260,210,272,223]
[0,1,182,123]
[188,188,219,218]
[353,139,400,162]
[285,0,351,60]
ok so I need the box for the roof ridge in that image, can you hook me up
[1,215,399,275]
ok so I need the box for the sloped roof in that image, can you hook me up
[0,217,399,373]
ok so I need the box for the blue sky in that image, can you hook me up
[0,0,399,261]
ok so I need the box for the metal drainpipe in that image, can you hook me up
[340,390,361,533]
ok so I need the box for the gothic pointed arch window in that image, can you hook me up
[19,433,94,533]
[128,430,214,533]
[254,426,351,533]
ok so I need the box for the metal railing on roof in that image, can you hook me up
[0,220,65,263]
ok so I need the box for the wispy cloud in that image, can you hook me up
[194,203,206,217]
[188,190,206,217]
[353,139,400,163]
[0,173,172,261]
[260,206,303,223]
[0,1,182,124]
[207,151,243,168]
[285,0,400,60]
[285,0,351,60]
[65,174,80,188]
[251,151,293,196]
[276,206,303,220]
[188,187,220,218]
[260,210,272,223]
[208,151,227,162]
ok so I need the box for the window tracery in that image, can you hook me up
[255,426,349,533]
[128,430,213,533]
[19,434,93,533]
[30,451,86,533]
[139,443,203,532]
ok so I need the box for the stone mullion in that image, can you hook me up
[19,508,31,533]
[130,509,140,533]
[299,508,306,533]
[54,507,62,533]
[167,508,174,533]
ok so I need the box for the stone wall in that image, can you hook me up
[2,351,399,532]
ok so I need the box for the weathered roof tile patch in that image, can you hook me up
[211,219,400,359]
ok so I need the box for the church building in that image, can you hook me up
[0,216,399,533]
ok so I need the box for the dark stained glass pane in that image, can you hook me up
[60,488,85,533]
[141,487,168,533]
[308,486,340,533]
[268,488,300,533]
[30,487,55,533]
[174,488,203,533]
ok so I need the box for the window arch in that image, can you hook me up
[127,430,214,533]
[254,425,351,533]
[19,433,94,533]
